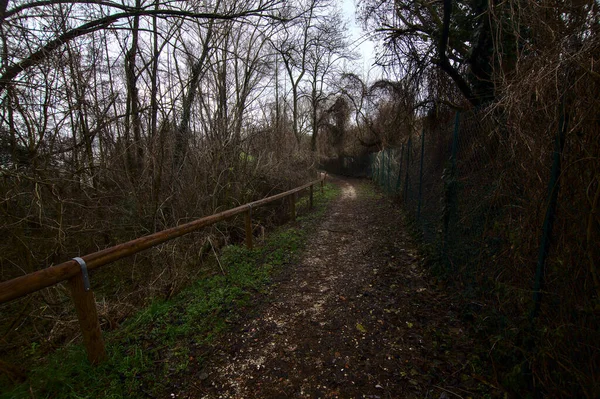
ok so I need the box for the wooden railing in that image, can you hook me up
[0,174,326,364]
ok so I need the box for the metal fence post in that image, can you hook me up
[451,112,460,172]
[417,128,425,219]
[373,153,378,182]
[372,153,376,181]
[531,103,568,320]
[377,153,380,183]
[387,148,391,193]
[396,142,404,194]
[381,149,386,188]
[404,137,412,202]
[443,112,461,266]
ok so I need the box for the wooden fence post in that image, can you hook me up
[68,271,106,364]
[245,208,253,250]
[290,194,296,221]
[309,185,314,209]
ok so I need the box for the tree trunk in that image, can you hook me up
[175,18,216,169]
[125,1,142,175]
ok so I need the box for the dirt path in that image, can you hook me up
[189,177,492,398]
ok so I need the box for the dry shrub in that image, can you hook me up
[420,98,597,396]
[436,2,600,395]
[406,4,599,392]
[0,119,316,373]
[485,2,600,396]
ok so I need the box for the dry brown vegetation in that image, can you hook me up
[0,0,351,379]
[1,0,599,397]
[348,0,600,397]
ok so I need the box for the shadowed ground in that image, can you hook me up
[182,177,497,399]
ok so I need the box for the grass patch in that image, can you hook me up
[1,183,339,399]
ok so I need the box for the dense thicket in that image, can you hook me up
[2,0,598,396]
[0,0,353,373]
[356,0,600,396]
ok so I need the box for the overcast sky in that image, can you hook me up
[340,0,380,80]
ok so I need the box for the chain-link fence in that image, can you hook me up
[369,111,513,282]
[366,108,599,397]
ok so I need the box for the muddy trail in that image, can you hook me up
[184,177,496,399]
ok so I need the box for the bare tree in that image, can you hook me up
[305,11,352,151]
[272,0,320,144]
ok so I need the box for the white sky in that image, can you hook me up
[340,0,380,80]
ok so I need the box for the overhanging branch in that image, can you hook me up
[437,0,478,106]
[0,7,283,93]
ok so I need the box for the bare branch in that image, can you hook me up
[0,6,284,93]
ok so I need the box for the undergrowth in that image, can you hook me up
[369,181,514,397]
[0,183,340,399]
[398,210,536,397]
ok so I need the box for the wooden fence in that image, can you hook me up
[0,174,326,364]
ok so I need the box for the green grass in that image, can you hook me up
[1,183,340,399]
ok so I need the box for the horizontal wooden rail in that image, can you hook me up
[0,173,327,364]
[0,175,325,304]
